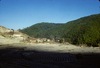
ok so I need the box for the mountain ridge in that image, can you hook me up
[20,14,100,46]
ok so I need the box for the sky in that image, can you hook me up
[0,0,100,30]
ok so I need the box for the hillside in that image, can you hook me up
[63,14,100,46]
[20,14,100,46]
[0,26,28,44]
[20,22,64,38]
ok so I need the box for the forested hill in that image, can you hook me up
[20,22,64,38]
[20,14,100,46]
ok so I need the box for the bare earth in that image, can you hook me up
[0,34,100,53]
[0,43,100,68]
[1,43,100,53]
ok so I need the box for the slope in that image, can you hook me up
[20,14,100,46]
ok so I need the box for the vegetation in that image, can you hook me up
[20,22,64,38]
[20,14,100,47]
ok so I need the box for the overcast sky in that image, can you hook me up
[0,0,100,30]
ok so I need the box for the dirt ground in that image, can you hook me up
[0,43,100,68]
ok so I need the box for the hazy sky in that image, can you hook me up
[0,0,100,30]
